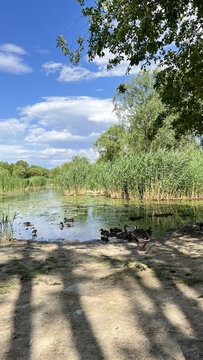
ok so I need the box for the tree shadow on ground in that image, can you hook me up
[108,228,203,359]
[2,241,105,360]
[1,226,203,359]
[5,242,33,360]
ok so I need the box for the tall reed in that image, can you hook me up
[53,149,203,200]
[0,208,18,241]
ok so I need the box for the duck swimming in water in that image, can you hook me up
[64,218,74,223]
[60,222,73,229]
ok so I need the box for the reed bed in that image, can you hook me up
[55,150,203,200]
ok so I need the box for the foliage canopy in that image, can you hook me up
[94,71,201,159]
[57,0,203,134]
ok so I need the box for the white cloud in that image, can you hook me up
[0,43,32,74]
[19,96,117,129]
[25,127,100,146]
[0,144,34,161]
[0,43,27,54]
[0,118,27,140]
[42,50,154,82]
[58,65,92,82]
[1,96,116,167]
[40,147,98,165]
[41,61,62,74]
[0,144,98,167]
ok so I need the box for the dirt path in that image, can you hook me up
[0,225,203,360]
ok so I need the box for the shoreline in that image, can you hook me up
[1,187,203,202]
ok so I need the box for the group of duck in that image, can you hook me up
[23,222,38,239]
[100,224,152,250]
[60,218,74,229]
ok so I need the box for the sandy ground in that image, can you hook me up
[0,225,203,360]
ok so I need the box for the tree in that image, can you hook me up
[0,162,13,174]
[72,155,89,165]
[50,166,61,178]
[94,124,125,161]
[113,71,201,152]
[12,166,30,179]
[29,165,50,178]
[57,0,203,135]
[113,71,177,152]
[15,160,29,168]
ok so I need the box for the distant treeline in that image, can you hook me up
[0,160,51,193]
[53,150,203,200]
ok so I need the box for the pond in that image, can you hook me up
[0,188,203,242]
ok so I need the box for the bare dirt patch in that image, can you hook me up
[0,225,203,360]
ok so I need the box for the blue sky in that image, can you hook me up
[0,0,144,168]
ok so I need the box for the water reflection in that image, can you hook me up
[0,188,202,242]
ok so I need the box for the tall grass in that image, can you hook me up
[54,149,203,200]
[0,208,18,241]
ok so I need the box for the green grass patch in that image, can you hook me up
[103,260,148,284]
[2,259,48,282]
[152,267,203,287]
[0,280,17,294]
[101,255,147,269]
[152,268,172,281]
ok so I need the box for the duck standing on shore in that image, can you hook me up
[99,229,110,242]
[133,225,152,249]
[117,225,140,249]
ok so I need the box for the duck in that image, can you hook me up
[60,221,73,229]
[24,222,34,227]
[116,224,130,237]
[32,229,37,234]
[64,217,74,223]
[117,225,140,249]
[109,227,122,236]
[101,236,109,242]
[133,225,150,239]
[133,225,151,249]
[99,229,110,237]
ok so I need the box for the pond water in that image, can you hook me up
[0,188,203,242]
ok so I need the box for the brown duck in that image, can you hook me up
[133,225,151,249]
[64,218,74,223]
[117,225,140,249]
